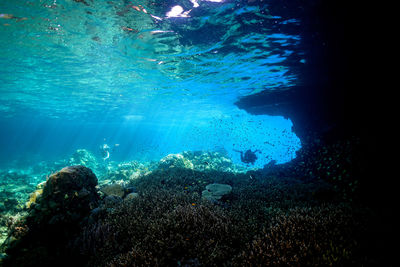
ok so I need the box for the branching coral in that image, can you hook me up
[233,204,364,266]
[78,188,247,266]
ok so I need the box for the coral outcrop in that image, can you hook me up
[25,181,45,209]
[182,151,237,172]
[158,153,194,170]
[100,160,148,183]
[1,165,99,266]
[35,165,99,223]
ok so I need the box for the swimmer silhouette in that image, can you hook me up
[100,144,110,160]
[100,143,120,161]
[233,149,261,165]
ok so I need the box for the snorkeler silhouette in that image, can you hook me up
[101,144,111,160]
[100,143,120,161]
[233,149,261,165]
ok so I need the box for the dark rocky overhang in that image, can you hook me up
[235,0,379,147]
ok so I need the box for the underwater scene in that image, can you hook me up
[0,0,392,266]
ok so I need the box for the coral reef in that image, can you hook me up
[68,149,99,173]
[157,153,194,170]
[0,171,36,213]
[233,205,364,266]
[99,160,149,184]
[73,161,371,266]
[182,151,239,172]
[0,144,387,266]
[77,189,246,266]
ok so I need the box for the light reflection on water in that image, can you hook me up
[0,0,303,166]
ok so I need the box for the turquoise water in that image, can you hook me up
[2,2,389,266]
[0,0,302,168]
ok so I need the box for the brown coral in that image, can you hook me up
[78,188,246,266]
[233,205,363,266]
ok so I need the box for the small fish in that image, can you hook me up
[122,27,138,32]
[132,5,141,11]
[150,14,163,21]
[0,13,28,21]
[0,14,14,19]
[150,30,174,35]
[73,0,89,6]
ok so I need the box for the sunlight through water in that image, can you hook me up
[0,0,303,167]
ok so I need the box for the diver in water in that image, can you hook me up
[233,149,261,165]
[100,143,120,161]
[101,144,111,161]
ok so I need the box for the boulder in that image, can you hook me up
[103,195,123,206]
[202,183,232,201]
[2,166,100,265]
[32,165,99,225]
[100,183,125,198]
[124,192,139,201]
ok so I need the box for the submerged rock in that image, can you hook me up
[202,183,232,201]
[103,195,123,206]
[31,165,99,224]
[100,183,125,198]
[25,181,45,209]
[2,165,100,266]
[124,192,139,201]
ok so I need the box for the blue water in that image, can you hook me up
[0,0,303,169]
